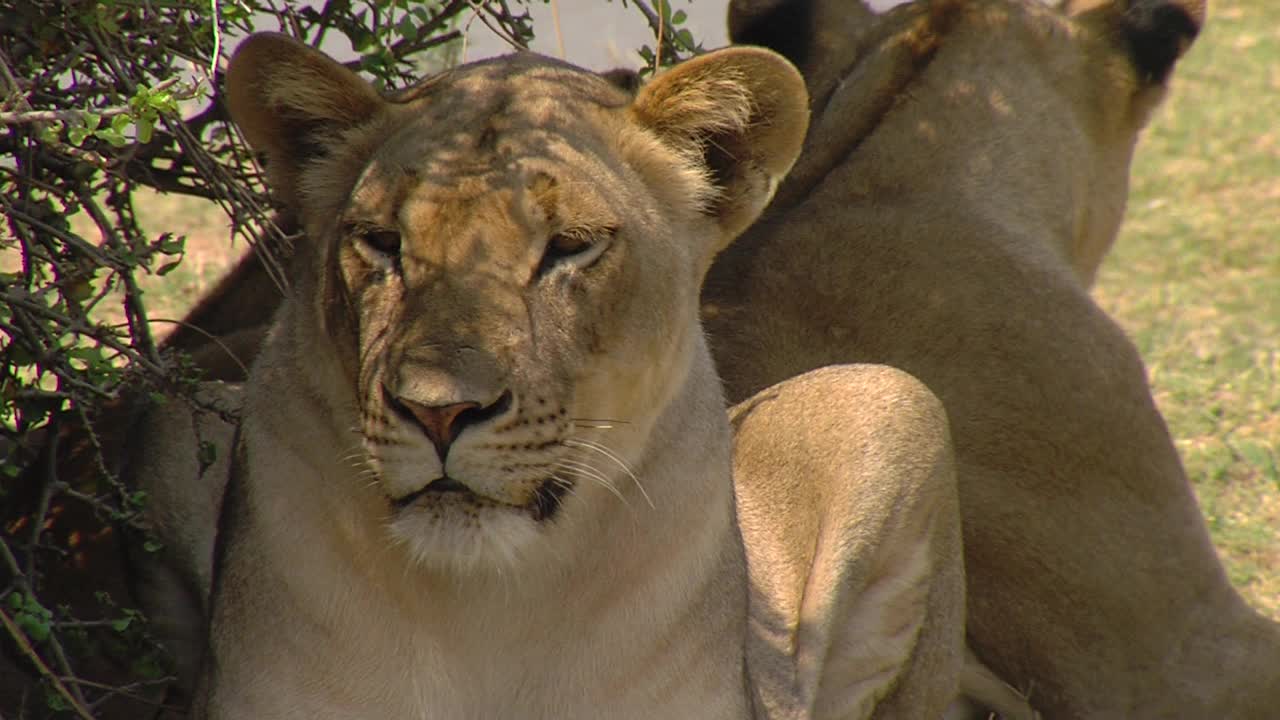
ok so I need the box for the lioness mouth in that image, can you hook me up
[390,476,573,522]
[424,476,469,494]
[391,476,474,509]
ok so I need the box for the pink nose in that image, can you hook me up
[394,398,480,460]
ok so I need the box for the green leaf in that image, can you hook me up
[395,15,417,41]
[132,651,168,680]
[111,616,132,632]
[672,9,687,24]
[199,440,218,467]
[94,128,128,148]
[7,343,37,367]
[350,21,374,52]
[67,126,90,147]
[155,259,183,276]
[136,116,154,144]
[37,122,63,144]
[95,3,120,33]
[65,345,104,362]
[158,233,186,254]
[149,91,177,113]
[13,593,52,643]
[131,650,168,676]
[63,278,94,302]
[45,689,69,711]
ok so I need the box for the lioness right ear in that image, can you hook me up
[1066,0,1204,85]
[224,33,386,208]
[631,47,809,245]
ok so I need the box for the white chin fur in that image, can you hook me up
[387,502,544,572]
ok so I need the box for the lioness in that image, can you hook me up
[708,0,1280,717]
[182,32,969,719]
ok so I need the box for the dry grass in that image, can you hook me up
[61,186,240,343]
[1093,0,1280,618]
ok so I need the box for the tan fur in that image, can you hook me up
[189,33,836,719]
[733,364,967,719]
[709,0,1280,717]
[120,383,239,700]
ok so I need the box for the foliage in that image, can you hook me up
[0,0,701,716]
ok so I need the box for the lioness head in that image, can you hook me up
[223,35,807,569]
[727,0,1204,285]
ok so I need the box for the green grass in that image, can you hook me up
[115,0,1280,619]
[1093,0,1280,618]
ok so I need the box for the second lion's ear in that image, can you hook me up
[630,47,810,245]
[224,33,387,208]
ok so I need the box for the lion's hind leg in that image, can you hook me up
[732,364,964,719]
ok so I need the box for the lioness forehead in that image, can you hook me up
[380,53,632,164]
[339,54,636,262]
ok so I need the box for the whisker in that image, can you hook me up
[564,438,654,510]
[554,459,627,506]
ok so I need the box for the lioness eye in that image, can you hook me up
[536,228,612,279]
[359,228,402,256]
[548,231,593,257]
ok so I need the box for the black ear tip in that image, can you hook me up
[727,0,817,70]
[600,68,642,94]
[1124,1,1201,84]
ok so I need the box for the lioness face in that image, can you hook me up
[336,65,707,567]
[224,37,808,569]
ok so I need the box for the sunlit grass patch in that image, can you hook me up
[1095,0,1280,618]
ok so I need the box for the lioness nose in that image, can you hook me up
[388,390,512,461]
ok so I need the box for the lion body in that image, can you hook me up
[191,38,804,719]
[713,0,1280,717]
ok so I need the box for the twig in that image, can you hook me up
[0,539,96,720]
[148,317,251,377]
[550,0,566,59]
[26,439,58,578]
[468,0,528,50]
[0,77,184,125]
[0,105,130,126]
[0,608,98,720]
[0,202,122,270]
[388,0,467,57]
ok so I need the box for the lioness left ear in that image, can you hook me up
[631,48,809,242]
[224,33,387,209]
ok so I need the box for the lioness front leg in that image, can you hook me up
[731,364,964,719]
